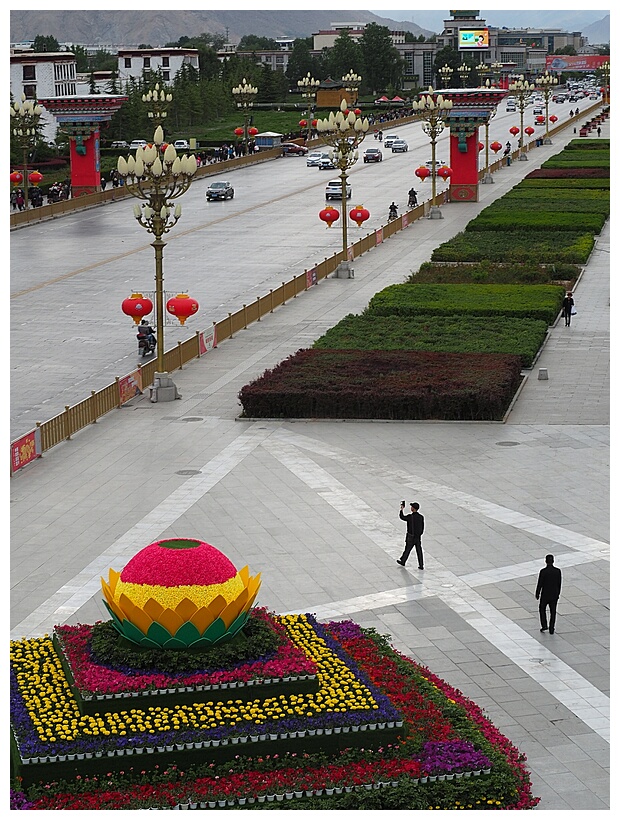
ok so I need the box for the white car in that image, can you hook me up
[383,133,400,148]
[325,179,351,200]
[173,139,190,150]
[129,140,147,150]
[391,140,408,153]
[307,151,331,167]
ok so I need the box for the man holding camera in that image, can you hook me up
[397,501,425,569]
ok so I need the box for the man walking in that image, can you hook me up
[397,501,425,569]
[535,554,562,634]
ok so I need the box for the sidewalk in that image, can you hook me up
[10,118,609,810]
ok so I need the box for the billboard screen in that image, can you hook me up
[458,29,489,49]
[545,55,608,72]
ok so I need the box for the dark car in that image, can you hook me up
[206,181,234,201]
[363,148,383,163]
[282,142,308,156]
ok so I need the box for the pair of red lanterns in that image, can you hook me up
[234,126,259,138]
[10,169,43,187]
[319,205,370,228]
[121,292,200,326]
[414,165,452,182]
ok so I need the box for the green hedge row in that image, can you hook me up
[564,138,609,150]
[431,231,594,264]
[503,187,610,204]
[518,178,610,189]
[313,314,549,368]
[409,261,580,286]
[487,199,609,216]
[542,158,610,169]
[239,349,523,421]
[465,211,606,234]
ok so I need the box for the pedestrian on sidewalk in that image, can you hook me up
[561,290,575,326]
[397,501,425,569]
[536,554,562,634]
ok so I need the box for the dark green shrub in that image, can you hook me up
[465,211,605,234]
[431,231,594,264]
[518,178,609,189]
[411,261,580,286]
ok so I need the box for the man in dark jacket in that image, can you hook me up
[536,554,562,634]
[397,502,425,569]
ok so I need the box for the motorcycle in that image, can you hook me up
[388,204,399,221]
[407,191,418,208]
[137,331,156,357]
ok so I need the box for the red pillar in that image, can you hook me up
[69,129,101,197]
[448,129,480,203]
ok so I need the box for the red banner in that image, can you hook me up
[11,429,41,473]
[118,370,142,405]
[376,227,383,245]
[305,267,318,288]
[199,326,217,354]
[546,55,608,72]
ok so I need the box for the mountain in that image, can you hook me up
[582,15,610,46]
[9,10,434,47]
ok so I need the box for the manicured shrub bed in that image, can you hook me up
[238,349,522,421]
[11,617,540,809]
[313,314,548,368]
[366,284,563,325]
[409,261,580,286]
[502,188,610,212]
[431,230,595,264]
[564,138,609,150]
[465,210,606,234]
[524,167,609,179]
[542,157,610,169]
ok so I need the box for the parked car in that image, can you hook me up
[318,156,336,170]
[383,133,400,148]
[110,140,129,149]
[391,140,408,153]
[307,151,331,167]
[206,181,234,201]
[533,107,543,115]
[325,179,351,200]
[129,140,147,150]
[363,147,383,163]
[282,142,308,155]
[173,139,190,150]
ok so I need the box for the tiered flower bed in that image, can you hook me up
[10,614,540,810]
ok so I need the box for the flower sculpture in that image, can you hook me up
[101,538,261,648]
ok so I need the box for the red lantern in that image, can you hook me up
[248,126,258,137]
[524,126,535,136]
[299,119,308,128]
[549,115,558,124]
[437,166,452,181]
[122,292,153,324]
[490,141,502,154]
[10,171,23,187]
[509,126,520,136]
[415,166,431,182]
[28,170,43,186]
[319,206,340,227]
[535,116,545,124]
[349,205,370,227]
[311,119,318,128]
[354,108,362,116]
[478,141,484,152]
[166,293,199,325]
[234,127,244,136]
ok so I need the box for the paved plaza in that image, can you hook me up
[10,118,610,810]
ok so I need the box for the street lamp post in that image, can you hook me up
[316,100,369,277]
[490,61,503,87]
[297,72,320,143]
[481,103,497,184]
[412,88,453,218]
[116,125,197,394]
[508,74,535,160]
[439,64,453,89]
[142,83,173,128]
[232,78,258,156]
[536,71,558,144]
[477,61,490,86]
[458,62,471,88]
[599,61,610,105]
[341,69,362,105]
[10,94,43,210]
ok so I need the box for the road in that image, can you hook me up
[10,97,582,440]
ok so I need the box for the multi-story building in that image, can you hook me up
[117,47,199,83]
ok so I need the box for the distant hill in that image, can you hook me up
[9,10,434,47]
[582,15,610,46]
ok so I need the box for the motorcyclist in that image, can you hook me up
[137,319,156,350]
[378,130,383,142]
[389,202,398,220]
[408,188,418,207]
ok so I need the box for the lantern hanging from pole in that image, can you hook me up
[478,141,484,152]
[299,119,308,128]
[234,127,244,136]
[509,126,520,137]
[311,119,318,128]
[319,206,340,227]
[122,293,154,324]
[10,171,23,187]
[415,166,431,182]
[549,115,558,124]
[167,293,199,325]
[437,166,452,181]
[490,141,502,153]
[28,170,43,187]
[248,127,259,137]
[349,205,370,228]
[524,126,535,137]
[354,108,362,116]
[535,116,545,124]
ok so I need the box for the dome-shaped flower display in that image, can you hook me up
[101,538,261,648]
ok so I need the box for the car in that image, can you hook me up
[506,105,516,113]
[391,140,408,153]
[363,148,383,163]
[325,179,351,200]
[307,151,331,167]
[533,107,543,115]
[206,181,234,201]
[110,140,129,149]
[129,140,147,150]
[318,156,336,170]
[425,159,446,169]
[383,133,400,148]
[173,139,190,150]
[282,142,308,155]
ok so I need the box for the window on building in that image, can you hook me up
[22,64,36,81]
[162,71,170,82]
[162,56,169,67]
[144,57,151,68]
[124,57,131,68]
[423,50,434,88]
[23,84,37,99]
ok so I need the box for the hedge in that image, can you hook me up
[542,158,610,169]
[524,167,609,179]
[409,261,580,286]
[465,211,606,234]
[313,314,549,368]
[431,230,595,264]
[517,177,610,190]
[563,138,609,150]
[366,284,564,325]
[238,349,523,421]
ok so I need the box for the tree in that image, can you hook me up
[359,23,403,94]
[432,46,460,88]
[33,35,60,52]
[323,30,363,82]
[552,46,578,56]
[285,38,315,85]
[238,35,278,51]
[70,44,90,72]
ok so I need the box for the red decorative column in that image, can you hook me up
[448,130,480,202]
[37,95,127,197]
